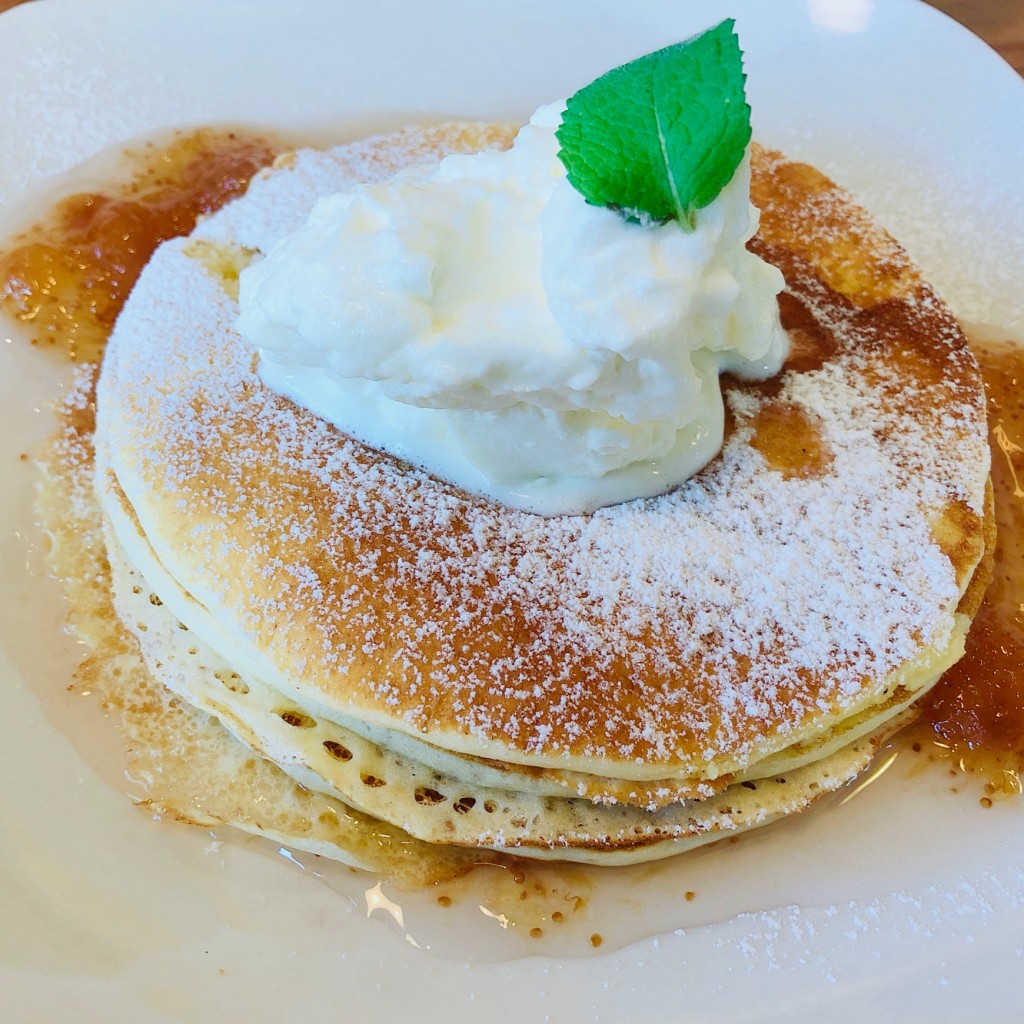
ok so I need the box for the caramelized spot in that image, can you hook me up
[750,147,918,307]
[778,293,838,373]
[277,709,316,729]
[414,787,446,806]
[213,669,248,695]
[322,740,353,762]
[930,499,986,588]
[856,298,962,393]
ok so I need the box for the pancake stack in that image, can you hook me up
[75,124,990,866]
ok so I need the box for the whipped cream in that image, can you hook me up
[237,104,787,514]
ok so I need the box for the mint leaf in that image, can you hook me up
[556,20,751,229]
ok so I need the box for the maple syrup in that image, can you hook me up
[748,400,832,479]
[0,128,278,362]
[915,337,1024,793]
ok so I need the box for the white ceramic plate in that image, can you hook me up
[2,1,1023,1020]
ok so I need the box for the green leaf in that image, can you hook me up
[556,19,751,230]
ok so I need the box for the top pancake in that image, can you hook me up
[94,125,991,789]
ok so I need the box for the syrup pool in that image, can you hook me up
[910,327,1024,796]
[1,129,1022,966]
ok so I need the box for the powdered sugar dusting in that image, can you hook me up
[96,133,990,779]
[698,864,1024,993]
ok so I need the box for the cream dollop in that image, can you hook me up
[237,104,787,514]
